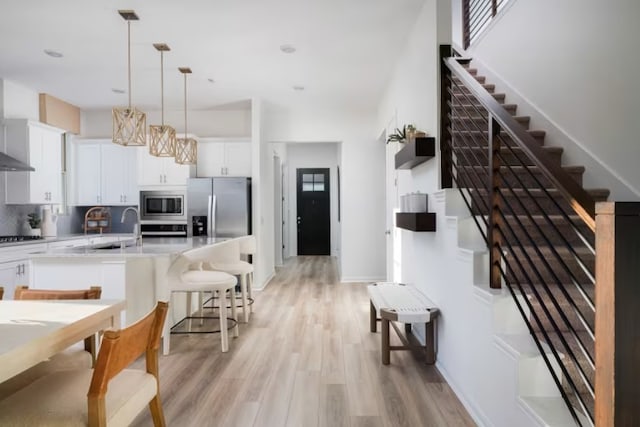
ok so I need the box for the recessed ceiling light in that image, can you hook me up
[207,78,215,84]
[293,85,305,91]
[280,44,296,54]
[112,88,126,94]
[44,49,63,58]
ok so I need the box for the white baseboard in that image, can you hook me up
[253,271,275,291]
[340,276,386,283]
[436,361,495,427]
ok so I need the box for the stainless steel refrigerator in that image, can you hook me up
[187,177,252,237]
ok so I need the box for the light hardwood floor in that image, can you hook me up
[132,256,476,427]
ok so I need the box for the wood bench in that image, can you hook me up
[367,282,440,365]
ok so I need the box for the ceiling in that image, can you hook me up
[0,0,424,113]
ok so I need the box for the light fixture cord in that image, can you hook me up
[127,20,132,109]
[160,51,164,126]
[184,73,188,135]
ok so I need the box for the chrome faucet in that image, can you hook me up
[121,207,142,246]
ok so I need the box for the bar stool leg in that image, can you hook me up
[240,273,249,323]
[186,292,193,332]
[248,272,253,313]
[219,294,229,353]
[198,292,204,326]
[229,289,239,338]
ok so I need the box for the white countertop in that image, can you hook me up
[29,237,229,258]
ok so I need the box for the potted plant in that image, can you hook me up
[386,125,408,144]
[387,124,427,144]
[27,212,41,237]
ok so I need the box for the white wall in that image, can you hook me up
[81,108,251,138]
[468,0,640,200]
[285,143,339,257]
[1,79,39,120]
[265,105,385,282]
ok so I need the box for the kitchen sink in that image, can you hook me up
[91,239,136,250]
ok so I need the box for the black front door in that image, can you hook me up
[297,168,330,255]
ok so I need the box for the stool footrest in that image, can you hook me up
[170,316,238,334]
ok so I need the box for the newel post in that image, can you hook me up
[439,44,453,189]
[595,202,640,426]
[488,115,502,289]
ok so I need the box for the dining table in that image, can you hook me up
[0,299,125,383]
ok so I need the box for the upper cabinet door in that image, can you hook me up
[195,140,251,177]
[196,142,226,177]
[100,144,129,205]
[4,120,63,205]
[137,148,166,186]
[74,143,101,205]
[40,127,63,204]
[163,158,191,186]
[224,142,252,176]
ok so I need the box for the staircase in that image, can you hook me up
[443,57,609,426]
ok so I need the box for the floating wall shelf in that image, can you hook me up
[396,212,436,232]
[395,136,436,169]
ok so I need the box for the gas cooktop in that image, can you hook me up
[0,235,43,244]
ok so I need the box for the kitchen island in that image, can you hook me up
[28,236,232,354]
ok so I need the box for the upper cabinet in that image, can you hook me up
[70,139,137,206]
[4,119,64,204]
[138,149,192,187]
[197,139,252,177]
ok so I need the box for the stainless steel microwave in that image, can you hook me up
[140,190,187,222]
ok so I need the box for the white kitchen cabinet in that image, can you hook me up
[138,150,191,186]
[100,143,137,204]
[71,139,138,206]
[197,140,251,177]
[4,119,64,204]
[0,242,45,299]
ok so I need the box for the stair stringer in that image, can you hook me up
[414,189,582,427]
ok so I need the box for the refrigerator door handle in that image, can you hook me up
[211,195,217,237]
[207,195,213,236]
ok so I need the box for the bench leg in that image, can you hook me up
[425,321,436,364]
[381,318,390,365]
[370,301,377,332]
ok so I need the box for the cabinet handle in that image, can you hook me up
[120,195,123,203]
[15,265,20,277]
[164,174,167,183]
[123,195,127,203]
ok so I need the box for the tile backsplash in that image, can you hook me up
[0,173,137,235]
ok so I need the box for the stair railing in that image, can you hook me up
[463,0,511,49]
[440,45,597,425]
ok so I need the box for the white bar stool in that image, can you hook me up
[167,242,239,352]
[205,237,255,323]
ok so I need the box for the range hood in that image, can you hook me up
[0,152,34,171]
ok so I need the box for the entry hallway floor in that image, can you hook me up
[132,256,476,427]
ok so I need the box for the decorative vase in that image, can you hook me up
[30,228,41,237]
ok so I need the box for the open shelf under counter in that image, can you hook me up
[395,136,436,169]
[396,212,436,232]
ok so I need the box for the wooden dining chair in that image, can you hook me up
[0,285,102,401]
[0,286,4,300]
[0,301,169,427]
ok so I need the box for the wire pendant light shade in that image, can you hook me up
[113,10,146,146]
[149,43,176,157]
[175,67,197,165]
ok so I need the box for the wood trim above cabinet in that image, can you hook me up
[39,93,80,134]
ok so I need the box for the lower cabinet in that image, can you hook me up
[29,257,155,327]
[0,259,30,300]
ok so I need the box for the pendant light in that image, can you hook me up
[149,43,176,156]
[175,67,197,165]
[112,10,146,146]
